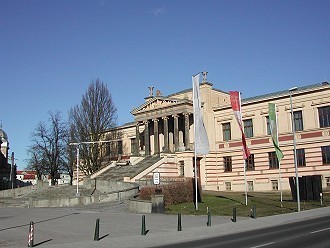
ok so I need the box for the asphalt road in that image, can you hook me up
[153,215,330,248]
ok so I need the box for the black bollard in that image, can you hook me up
[28,221,34,247]
[177,213,182,231]
[232,207,237,222]
[141,215,147,235]
[251,205,257,219]
[207,210,211,227]
[94,218,100,241]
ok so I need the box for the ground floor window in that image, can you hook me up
[225,182,231,191]
[271,180,278,190]
[224,156,232,172]
[131,138,136,154]
[247,181,254,191]
[268,152,279,169]
[326,177,330,188]
[179,161,184,176]
[296,148,306,166]
[246,154,255,171]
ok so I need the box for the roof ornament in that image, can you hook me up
[156,89,162,96]
[148,86,154,96]
[202,71,208,83]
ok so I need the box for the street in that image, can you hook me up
[153,216,330,248]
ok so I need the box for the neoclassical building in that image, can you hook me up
[102,76,330,192]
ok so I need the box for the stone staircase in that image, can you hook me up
[96,155,163,181]
[0,185,102,207]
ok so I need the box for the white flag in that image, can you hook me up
[193,74,209,155]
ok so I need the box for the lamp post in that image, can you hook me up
[75,145,80,197]
[289,87,300,212]
[69,139,116,197]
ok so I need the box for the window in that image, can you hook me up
[224,156,232,172]
[244,119,254,138]
[106,142,111,156]
[117,141,123,155]
[293,110,303,131]
[222,122,231,141]
[322,146,330,164]
[318,106,330,128]
[266,116,271,135]
[248,181,254,191]
[296,148,306,166]
[268,152,279,169]
[246,154,255,171]
[326,177,330,188]
[179,161,185,177]
[131,138,136,154]
[271,180,278,190]
[225,182,231,191]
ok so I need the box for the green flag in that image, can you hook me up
[268,103,284,162]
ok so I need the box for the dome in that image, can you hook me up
[0,128,8,142]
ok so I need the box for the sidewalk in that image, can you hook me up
[1,202,330,248]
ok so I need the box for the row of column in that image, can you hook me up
[135,113,191,156]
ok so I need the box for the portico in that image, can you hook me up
[133,107,193,156]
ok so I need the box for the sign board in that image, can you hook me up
[153,172,160,185]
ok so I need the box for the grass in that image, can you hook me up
[165,191,330,217]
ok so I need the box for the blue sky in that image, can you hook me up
[1,0,329,170]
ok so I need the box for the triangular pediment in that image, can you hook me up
[131,97,190,115]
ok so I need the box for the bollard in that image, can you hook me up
[28,221,34,247]
[232,207,237,222]
[94,218,100,241]
[251,205,257,219]
[207,210,211,227]
[141,215,147,235]
[177,213,182,231]
[320,193,323,206]
[118,192,121,204]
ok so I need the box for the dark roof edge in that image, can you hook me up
[242,82,329,103]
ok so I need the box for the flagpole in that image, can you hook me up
[192,72,210,211]
[239,92,248,206]
[193,75,198,210]
[271,102,284,207]
[244,159,248,206]
[275,106,283,207]
[194,154,198,210]
[279,161,283,207]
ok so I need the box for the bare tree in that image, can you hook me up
[26,146,45,180]
[29,111,68,185]
[69,79,117,175]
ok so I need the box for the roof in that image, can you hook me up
[242,82,329,103]
[0,128,8,142]
[167,81,228,98]
[17,170,37,175]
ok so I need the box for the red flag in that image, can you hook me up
[229,91,250,160]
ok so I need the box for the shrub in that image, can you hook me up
[138,179,194,207]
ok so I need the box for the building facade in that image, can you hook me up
[103,77,330,192]
[0,127,16,190]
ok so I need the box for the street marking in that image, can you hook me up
[251,242,275,248]
[311,227,330,234]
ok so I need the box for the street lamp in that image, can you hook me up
[289,86,300,212]
[75,145,80,197]
[69,139,115,197]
